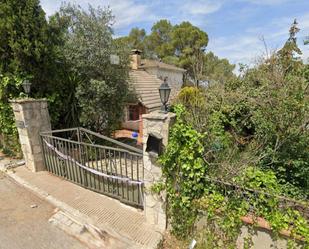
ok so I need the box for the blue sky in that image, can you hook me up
[41,0,309,67]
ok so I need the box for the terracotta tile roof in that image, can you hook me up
[140,59,186,72]
[129,70,163,111]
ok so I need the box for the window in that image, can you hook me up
[128,105,140,121]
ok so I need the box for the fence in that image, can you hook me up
[40,127,144,208]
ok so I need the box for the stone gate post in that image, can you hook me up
[142,111,176,231]
[10,99,51,172]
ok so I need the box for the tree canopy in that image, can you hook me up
[0,1,133,154]
[117,19,235,86]
[174,20,309,197]
[146,19,174,59]
[58,3,131,134]
[0,0,61,154]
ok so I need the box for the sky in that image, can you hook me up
[41,0,309,68]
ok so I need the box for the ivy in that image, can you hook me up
[0,74,23,154]
[159,104,309,248]
[159,105,207,237]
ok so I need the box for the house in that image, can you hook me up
[114,49,185,143]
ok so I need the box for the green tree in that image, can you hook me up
[115,27,147,55]
[277,19,302,75]
[118,20,235,86]
[0,0,62,153]
[174,21,309,197]
[202,52,236,84]
[171,22,209,86]
[146,19,174,59]
[0,0,49,75]
[59,3,131,134]
[0,0,79,130]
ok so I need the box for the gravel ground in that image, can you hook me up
[0,172,86,249]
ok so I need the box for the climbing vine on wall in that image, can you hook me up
[0,74,23,154]
[159,105,207,237]
[158,104,309,248]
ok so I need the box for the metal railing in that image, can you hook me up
[40,128,144,208]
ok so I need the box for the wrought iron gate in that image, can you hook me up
[40,127,144,208]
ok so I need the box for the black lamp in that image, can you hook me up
[158,77,171,113]
[22,79,32,97]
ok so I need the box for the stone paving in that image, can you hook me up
[0,172,86,249]
[6,166,163,249]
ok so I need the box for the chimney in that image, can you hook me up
[131,49,142,70]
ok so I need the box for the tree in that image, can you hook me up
[59,3,131,134]
[115,28,147,55]
[277,19,302,75]
[0,0,79,130]
[146,19,174,59]
[118,20,235,86]
[202,52,235,84]
[175,22,309,197]
[0,0,62,153]
[171,22,209,86]
[0,0,49,75]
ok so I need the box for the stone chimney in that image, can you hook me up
[131,49,142,70]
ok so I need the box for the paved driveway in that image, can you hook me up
[0,172,86,249]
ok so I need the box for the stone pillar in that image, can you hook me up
[142,111,176,231]
[10,99,51,172]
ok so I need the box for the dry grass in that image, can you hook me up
[159,232,188,249]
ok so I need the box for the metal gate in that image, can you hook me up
[40,127,144,208]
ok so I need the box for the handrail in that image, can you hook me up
[79,127,143,154]
[40,127,143,154]
[40,133,142,157]
[40,127,78,134]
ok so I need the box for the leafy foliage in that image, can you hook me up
[0,1,133,154]
[160,104,309,246]
[58,3,131,134]
[0,0,58,153]
[174,27,309,196]
[159,105,207,237]
[158,20,309,247]
[0,0,49,75]
[0,74,22,154]
[202,52,236,84]
[146,19,174,59]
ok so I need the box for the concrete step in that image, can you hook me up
[6,166,163,249]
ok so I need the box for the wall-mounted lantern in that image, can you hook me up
[158,77,171,113]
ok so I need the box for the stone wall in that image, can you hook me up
[142,111,176,231]
[10,99,51,172]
